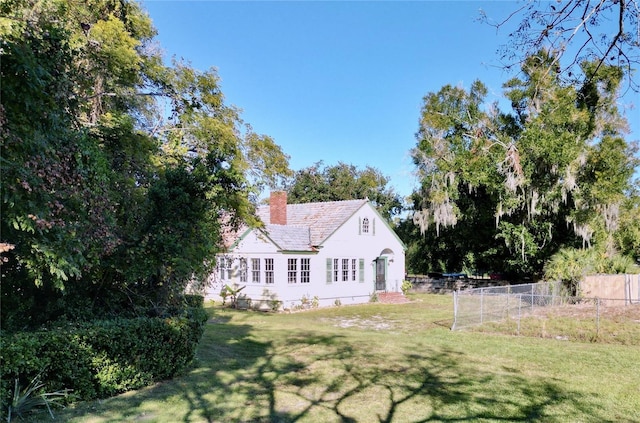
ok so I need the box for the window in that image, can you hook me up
[219,257,231,281]
[219,257,226,281]
[265,258,274,284]
[239,258,247,283]
[251,258,260,283]
[351,259,357,281]
[288,258,297,284]
[301,258,310,283]
[327,257,361,284]
[342,259,349,281]
[362,217,369,233]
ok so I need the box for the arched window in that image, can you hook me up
[362,217,369,234]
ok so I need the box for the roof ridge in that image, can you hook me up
[286,198,367,207]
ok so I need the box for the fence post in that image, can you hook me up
[451,290,458,330]
[480,288,484,324]
[595,297,600,339]
[531,283,535,310]
[517,293,522,335]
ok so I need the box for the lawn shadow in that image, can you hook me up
[51,309,617,422]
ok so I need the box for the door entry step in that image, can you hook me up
[377,292,410,304]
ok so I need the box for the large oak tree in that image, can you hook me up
[0,0,291,328]
[407,52,638,277]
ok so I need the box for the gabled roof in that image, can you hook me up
[257,199,368,247]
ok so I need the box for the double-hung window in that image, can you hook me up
[351,259,357,281]
[342,259,349,281]
[251,258,260,283]
[239,258,247,282]
[265,258,274,284]
[219,257,232,281]
[288,258,297,284]
[301,258,310,283]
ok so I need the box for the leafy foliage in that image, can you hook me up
[286,161,403,220]
[0,0,291,329]
[0,307,208,418]
[6,373,70,422]
[407,51,638,277]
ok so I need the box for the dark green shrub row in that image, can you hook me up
[0,306,208,417]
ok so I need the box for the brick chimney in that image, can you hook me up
[270,191,287,225]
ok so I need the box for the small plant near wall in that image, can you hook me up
[269,299,281,312]
[220,285,246,308]
[311,296,320,308]
[334,299,342,307]
[370,292,379,302]
[7,373,70,422]
[401,280,413,295]
[300,295,311,309]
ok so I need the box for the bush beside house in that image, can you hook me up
[0,304,207,420]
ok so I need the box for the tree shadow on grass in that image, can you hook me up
[54,311,618,422]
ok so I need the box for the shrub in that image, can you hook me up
[401,280,413,295]
[0,307,207,419]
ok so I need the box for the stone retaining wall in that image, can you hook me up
[406,275,512,294]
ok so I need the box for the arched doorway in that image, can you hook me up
[375,248,395,291]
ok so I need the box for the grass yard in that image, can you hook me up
[35,294,640,422]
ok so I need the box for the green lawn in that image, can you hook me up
[38,294,640,422]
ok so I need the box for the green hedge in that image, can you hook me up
[0,306,208,417]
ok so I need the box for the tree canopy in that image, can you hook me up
[406,51,639,277]
[285,161,403,221]
[481,0,640,92]
[0,0,291,329]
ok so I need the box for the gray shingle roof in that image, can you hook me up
[257,199,368,250]
[262,224,311,251]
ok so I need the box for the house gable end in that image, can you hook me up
[318,201,405,250]
[316,202,368,248]
[365,203,407,250]
[230,227,282,253]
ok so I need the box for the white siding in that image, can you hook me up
[206,203,405,309]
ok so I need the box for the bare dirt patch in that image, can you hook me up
[322,315,398,331]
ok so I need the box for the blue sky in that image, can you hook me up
[142,1,639,200]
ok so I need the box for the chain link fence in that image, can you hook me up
[451,280,640,345]
[451,281,566,330]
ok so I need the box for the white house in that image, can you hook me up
[207,191,406,310]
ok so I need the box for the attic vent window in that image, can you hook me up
[362,217,370,234]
